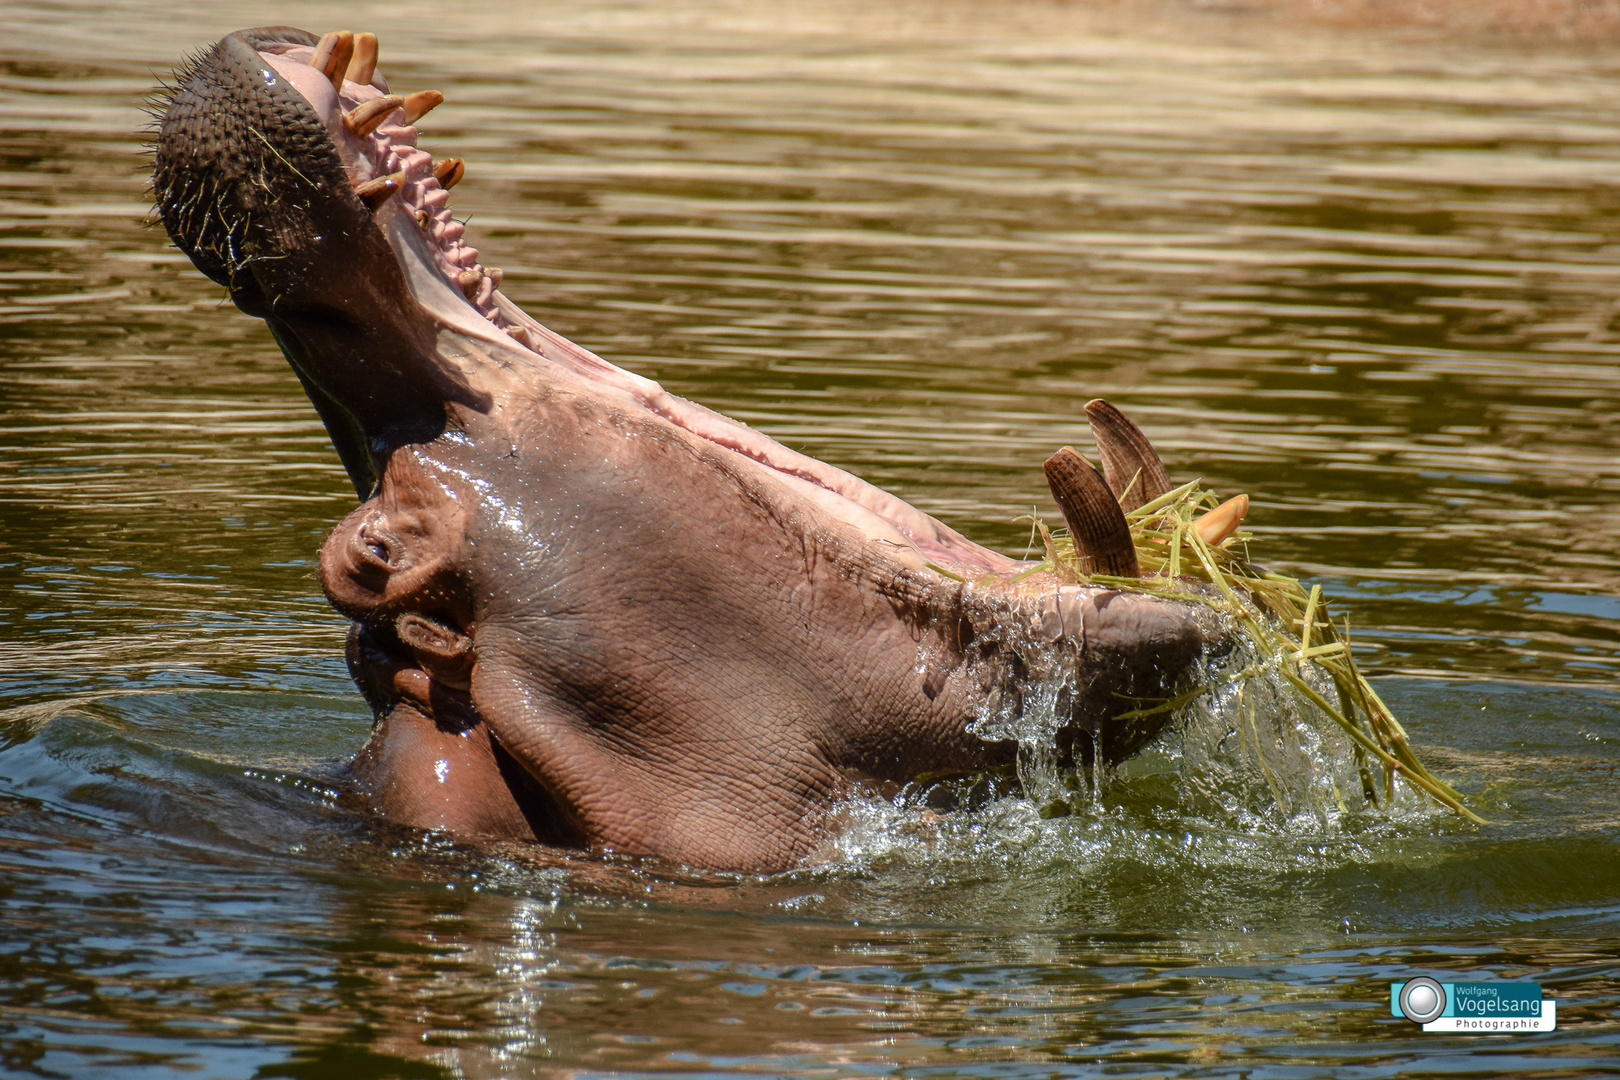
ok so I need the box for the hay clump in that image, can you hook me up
[1017,479,1480,823]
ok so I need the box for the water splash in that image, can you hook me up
[848,608,1446,874]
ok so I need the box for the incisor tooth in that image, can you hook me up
[343,95,404,138]
[354,171,406,210]
[309,31,355,91]
[1192,493,1249,546]
[308,32,341,72]
[432,157,465,189]
[346,32,379,86]
[402,90,444,125]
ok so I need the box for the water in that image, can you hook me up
[3,0,1618,1074]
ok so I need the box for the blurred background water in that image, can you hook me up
[1,1,1617,1075]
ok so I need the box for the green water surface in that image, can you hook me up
[1,1,1617,1075]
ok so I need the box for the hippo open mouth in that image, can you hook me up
[151,26,1234,872]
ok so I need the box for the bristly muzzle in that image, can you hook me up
[151,26,354,296]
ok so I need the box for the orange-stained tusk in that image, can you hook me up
[354,170,406,210]
[1193,493,1249,545]
[346,32,379,86]
[309,31,355,91]
[343,95,404,138]
[402,90,444,125]
[433,157,465,189]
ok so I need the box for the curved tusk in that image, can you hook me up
[1043,446,1139,578]
[1084,399,1172,514]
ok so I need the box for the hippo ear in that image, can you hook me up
[1084,399,1173,513]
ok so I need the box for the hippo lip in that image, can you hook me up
[152,28,1227,871]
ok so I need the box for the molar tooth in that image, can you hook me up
[457,268,484,296]
[1042,446,1139,579]
[487,267,504,288]
[354,170,406,210]
[432,157,465,189]
[402,90,444,125]
[346,32,379,86]
[415,208,431,228]
[343,94,405,138]
[309,31,355,92]
[1192,493,1249,545]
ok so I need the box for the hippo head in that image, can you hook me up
[151,27,1229,871]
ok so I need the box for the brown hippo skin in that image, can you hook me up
[151,26,1225,871]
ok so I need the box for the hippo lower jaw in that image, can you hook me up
[153,27,1223,872]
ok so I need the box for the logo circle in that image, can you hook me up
[1399,977,1447,1023]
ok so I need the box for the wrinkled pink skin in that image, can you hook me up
[153,27,1214,871]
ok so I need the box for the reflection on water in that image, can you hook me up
[1,0,1617,1075]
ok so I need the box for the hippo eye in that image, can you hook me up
[355,519,401,571]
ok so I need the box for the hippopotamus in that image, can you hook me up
[151,26,1241,872]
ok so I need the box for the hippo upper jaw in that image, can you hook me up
[153,27,1221,871]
